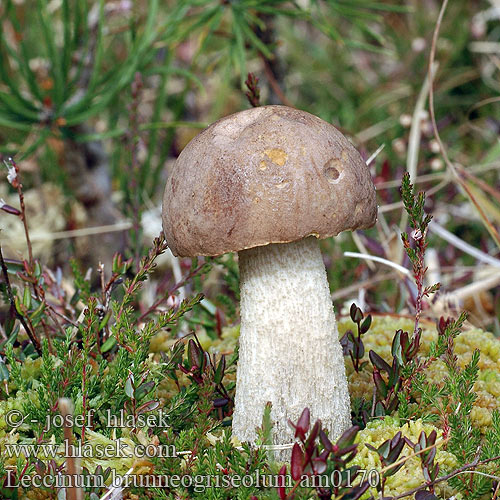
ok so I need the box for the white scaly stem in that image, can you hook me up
[232,237,351,454]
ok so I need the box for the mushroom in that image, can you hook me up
[162,105,377,451]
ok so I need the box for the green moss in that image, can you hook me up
[340,315,500,431]
[352,417,460,499]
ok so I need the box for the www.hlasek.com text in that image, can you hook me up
[3,440,177,460]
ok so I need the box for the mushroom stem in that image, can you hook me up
[233,237,351,454]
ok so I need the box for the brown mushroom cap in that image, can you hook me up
[162,105,377,257]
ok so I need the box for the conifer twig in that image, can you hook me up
[3,157,33,265]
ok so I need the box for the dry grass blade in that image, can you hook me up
[344,251,411,276]
[447,272,500,303]
[366,143,385,166]
[429,222,500,268]
[428,0,500,250]
[464,181,500,226]
[375,162,500,190]
[350,233,376,271]
[457,165,500,205]
[457,178,500,248]
[356,118,395,143]
[331,271,396,301]
[29,221,133,241]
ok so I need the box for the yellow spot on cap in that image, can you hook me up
[259,161,267,170]
[264,148,287,166]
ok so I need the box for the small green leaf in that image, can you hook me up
[125,372,134,398]
[14,296,24,315]
[377,439,391,459]
[23,286,31,310]
[360,315,372,333]
[373,369,388,399]
[369,350,391,373]
[0,361,10,381]
[101,336,117,353]
[374,401,386,417]
[99,311,112,331]
[30,302,46,324]
[136,400,160,415]
[214,355,226,385]
[336,425,359,449]
[134,381,154,401]
[391,330,404,365]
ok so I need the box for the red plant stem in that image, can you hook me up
[138,261,206,322]
[0,246,42,355]
[81,308,94,444]
[184,416,212,471]
[285,479,302,500]
[17,459,31,483]
[7,160,51,358]
[15,174,34,267]
[81,358,87,444]
[5,158,33,266]
[260,54,294,108]
[413,237,426,338]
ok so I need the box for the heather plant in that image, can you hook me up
[400,172,441,337]
[0,232,206,486]
[0,159,210,496]
[358,173,441,417]
[336,171,500,498]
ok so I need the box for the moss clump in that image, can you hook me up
[0,389,39,436]
[351,416,459,499]
[339,315,500,432]
[150,324,240,356]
